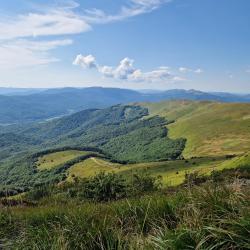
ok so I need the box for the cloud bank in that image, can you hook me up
[73,54,184,83]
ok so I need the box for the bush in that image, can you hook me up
[130,172,162,194]
[65,172,162,202]
[79,172,127,202]
[26,185,52,201]
[183,172,207,187]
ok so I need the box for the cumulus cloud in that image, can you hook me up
[73,54,97,69]
[73,54,183,83]
[179,67,203,74]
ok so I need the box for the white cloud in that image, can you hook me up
[0,0,170,40]
[113,58,135,79]
[130,68,172,82]
[0,39,73,69]
[0,0,171,69]
[179,67,191,73]
[83,0,171,24]
[0,8,90,40]
[73,54,97,69]
[12,39,73,51]
[179,67,204,74]
[0,1,86,69]
[73,54,183,83]
[194,68,203,74]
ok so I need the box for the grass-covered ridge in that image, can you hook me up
[143,100,250,158]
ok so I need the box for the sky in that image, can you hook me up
[0,0,250,92]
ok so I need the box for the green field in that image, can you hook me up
[67,155,243,186]
[143,101,250,158]
[36,150,93,170]
[218,152,250,169]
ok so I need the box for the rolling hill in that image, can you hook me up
[144,100,250,158]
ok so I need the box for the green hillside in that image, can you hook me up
[66,156,235,186]
[143,100,250,158]
[218,152,250,170]
[36,150,95,171]
[0,105,185,195]
[2,101,250,195]
[1,101,250,249]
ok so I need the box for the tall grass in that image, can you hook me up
[0,180,249,249]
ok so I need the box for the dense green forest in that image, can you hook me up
[0,105,185,195]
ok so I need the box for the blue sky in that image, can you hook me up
[0,0,249,92]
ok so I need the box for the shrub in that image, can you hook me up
[26,185,52,201]
[79,172,127,202]
[130,172,162,194]
[183,172,207,187]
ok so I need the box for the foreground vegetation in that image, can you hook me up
[0,166,249,249]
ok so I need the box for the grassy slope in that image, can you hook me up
[67,156,237,186]
[36,150,92,170]
[2,182,249,249]
[218,152,250,170]
[143,100,250,158]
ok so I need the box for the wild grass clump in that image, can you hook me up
[150,181,250,250]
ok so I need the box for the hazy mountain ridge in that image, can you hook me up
[0,87,250,124]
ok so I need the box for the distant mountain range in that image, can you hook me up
[0,87,46,96]
[0,87,250,124]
